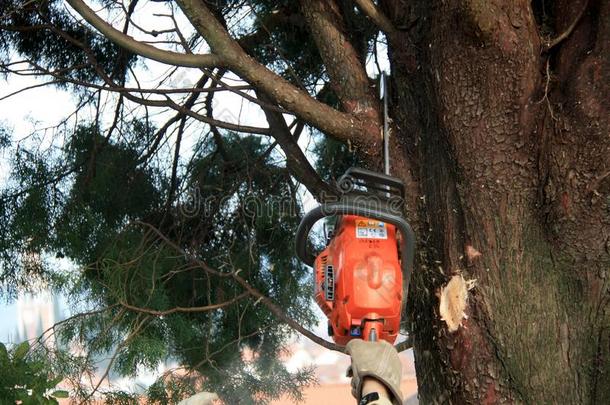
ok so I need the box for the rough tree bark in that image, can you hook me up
[380,0,610,403]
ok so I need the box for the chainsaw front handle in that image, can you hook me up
[295,202,415,296]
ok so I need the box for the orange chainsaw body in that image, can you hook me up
[314,215,403,345]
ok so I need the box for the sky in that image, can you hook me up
[0,70,78,342]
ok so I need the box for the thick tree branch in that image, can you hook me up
[65,0,224,68]
[300,0,377,112]
[353,0,397,35]
[175,0,370,146]
[256,91,336,200]
[299,0,381,153]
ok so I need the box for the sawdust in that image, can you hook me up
[438,274,476,332]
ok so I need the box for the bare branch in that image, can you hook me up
[1,61,252,94]
[65,0,224,68]
[165,114,186,211]
[204,69,289,114]
[118,291,250,316]
[544,0,590,51]
[135,92,270,134]
[230,271,345,353]
[136,220,346,353]
[0,79,62,101]
[24,29,270,134]
[205,69,232,161]
[33,304,120,350]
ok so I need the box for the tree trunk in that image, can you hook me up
[381,0,610,403]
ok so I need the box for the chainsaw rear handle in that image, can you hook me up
[295,202,415,295]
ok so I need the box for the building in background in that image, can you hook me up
[14,290,62,345]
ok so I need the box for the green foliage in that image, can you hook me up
[104,390,139,405]
[246,1,325,85]
[0,127,315,402]
[314,134,363,182]
[0,122,162,292]
[146,376,197,404]
[0,0,381,402]
[0,341,67,404]
[61,133,317,403]
[0,123,10,150]
[245,1,378,88]
[55,124,162,264]
[0,0,135,88]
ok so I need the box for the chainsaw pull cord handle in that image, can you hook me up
[294,202,415,302]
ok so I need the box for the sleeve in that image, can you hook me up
[369,397,395,405]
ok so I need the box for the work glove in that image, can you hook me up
[346,339,403,405]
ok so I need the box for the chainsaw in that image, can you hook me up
[295,167,415,345]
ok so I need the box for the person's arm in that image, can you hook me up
[362,377,391,397]
[346,340,403,405]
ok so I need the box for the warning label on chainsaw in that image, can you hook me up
[355,220,388,239]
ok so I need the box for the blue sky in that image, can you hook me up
[0,301,18,342]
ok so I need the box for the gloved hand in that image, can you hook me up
[346,339,403,405]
